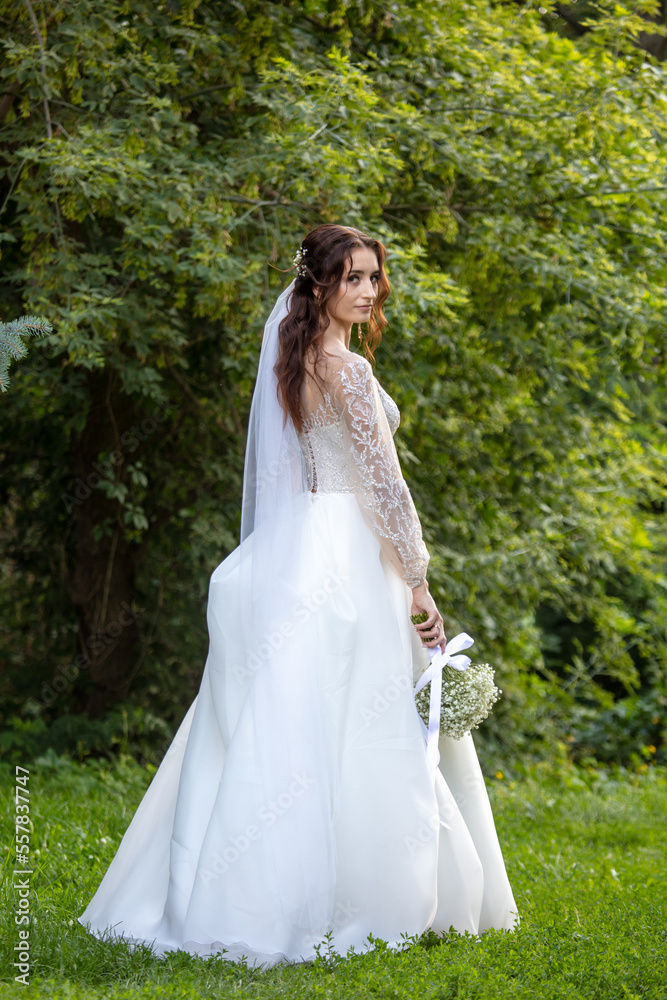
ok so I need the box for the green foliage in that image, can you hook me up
[568,684,667,766]
[0,707,173,765]
[1,0,667,760]
[0,757,666,996]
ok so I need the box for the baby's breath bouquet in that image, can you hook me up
[411,613,501,740]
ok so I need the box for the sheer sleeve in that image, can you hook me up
[330,353,430,588]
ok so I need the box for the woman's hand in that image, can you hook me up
[410,580,446,654]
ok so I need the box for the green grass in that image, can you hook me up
[1,752,666,999]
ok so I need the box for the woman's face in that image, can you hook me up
[326,247,380,330]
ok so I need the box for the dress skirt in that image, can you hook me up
[79,490,519,967]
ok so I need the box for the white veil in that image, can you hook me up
[240,279,306,547]
[233,279,337,955]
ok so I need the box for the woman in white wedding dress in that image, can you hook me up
[79,224,519,967]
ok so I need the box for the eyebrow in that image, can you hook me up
[348,268,380,276]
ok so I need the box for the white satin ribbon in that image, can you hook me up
[414,632,475,781]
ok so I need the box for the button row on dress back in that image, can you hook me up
[303,427,318,493]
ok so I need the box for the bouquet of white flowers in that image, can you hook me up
[411,613,501,743]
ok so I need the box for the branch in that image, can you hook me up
[0,3,64,125]
[546,184,667,206]
[0,80,20,125]
[177,84,230,101]
[442,185,667,216]
[438,104,586,120]
[553,3,591,37]
[23,0,52,139]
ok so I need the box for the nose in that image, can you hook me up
[362,277,377,300]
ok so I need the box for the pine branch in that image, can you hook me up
[0,314,53,393]
[0,357,10,393]
[3,315,53,338]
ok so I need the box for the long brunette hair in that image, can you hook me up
[274,224,390,433]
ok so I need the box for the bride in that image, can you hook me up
[79,224,519,967]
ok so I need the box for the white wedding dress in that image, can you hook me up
[79,351,519,967]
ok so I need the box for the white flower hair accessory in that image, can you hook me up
[293,245,308,277]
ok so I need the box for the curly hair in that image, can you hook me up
[274,224,390,434]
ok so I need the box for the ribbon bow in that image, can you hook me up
[414,632,475,781]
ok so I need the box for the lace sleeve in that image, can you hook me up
[331,353,429,588]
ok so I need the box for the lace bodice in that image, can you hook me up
[297,353,429,588]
